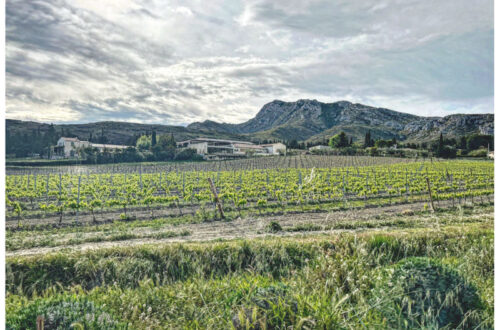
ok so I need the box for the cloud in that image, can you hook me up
[6,0,493,125]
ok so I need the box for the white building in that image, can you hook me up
[233,143,268,156]
[53,137,91,158]
[52,137,131,159]
[309,145,330,151]
[90,143,130,153]
[261,143,287,155]
[177,138,286,160]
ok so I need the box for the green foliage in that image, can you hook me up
[6,296,126,329]
[376,257,481,328]
[135,135,151,151]
[466,134,493,151]
[6,225,493,329]
[468,148,488,157]
[329,131,349,148]
[265,221,283,233]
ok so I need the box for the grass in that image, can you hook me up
[5,200,494,329]
[6,228,191,251]
[6,212,494,328]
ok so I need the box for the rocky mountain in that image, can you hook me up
[7,99,493,148]
[188,99,494,142]
[401,114,494,141]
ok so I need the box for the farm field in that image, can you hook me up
[5,156,494,329]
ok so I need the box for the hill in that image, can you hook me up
[6,120,248,146]
[188,99,493,143]
[7,99,494,150]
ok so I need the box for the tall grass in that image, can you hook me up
[7,225,493,328]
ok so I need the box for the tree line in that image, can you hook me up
[320,130,493,158]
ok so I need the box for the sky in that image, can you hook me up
[6,0,494,125]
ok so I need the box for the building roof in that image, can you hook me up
[91,143,130,149]
[59,137,80,142]
[309,145,330,149]
[177,137,254,145]
[233,143,265,149]
[261,143,286,147]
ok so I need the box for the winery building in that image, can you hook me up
[52,137,130,159]
[177,138,286,160]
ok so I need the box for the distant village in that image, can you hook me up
[52,136,286,161]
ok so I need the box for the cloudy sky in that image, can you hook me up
[6,0,493,125]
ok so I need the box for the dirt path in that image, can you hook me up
[7,197,492,257]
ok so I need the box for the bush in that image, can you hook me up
[376,257,481,329]
[233,283,298,329]
[400,209,414,216]
[6,296,126,329]
[468,148,488,157]
[265,221,283,233]
[174,148,203,161]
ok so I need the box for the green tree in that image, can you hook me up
[437,133,444,156]
[136,135,151,151]
[152,134,177,160]
[459,136,467,149]
[329,132,349,148]
[466,134,493,151]
[151,131,157,146]
[364,130,373,148]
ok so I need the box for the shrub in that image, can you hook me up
[233,283,298,329]
[400,209,414,216]
[6,296,126,329]
[265,221,283,233]
[468,148,488,157]
[376,257,482,329]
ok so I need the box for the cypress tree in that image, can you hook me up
[152,130,157,146]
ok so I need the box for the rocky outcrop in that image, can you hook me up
[188,99,492,142]
[402,114,494,141]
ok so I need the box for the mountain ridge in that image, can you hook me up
[188,99,494,142]
[7,99,494,146]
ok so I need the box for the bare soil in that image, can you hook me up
[7,198,492,257]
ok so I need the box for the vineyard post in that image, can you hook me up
[46,174,49,196]
[425,177,435,213]
[76,176,81,222]
[27,174,29,189]
[405,168,409,201]
[207,177,224,219]
[365,174,368,202]
[139,165,143,189]
[182,172,185,196]
[36,316,44,330]
[342,174,347,207]
[34,175,37,191]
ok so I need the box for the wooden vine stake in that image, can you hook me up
[36,316,44,330]
[207,177,224,219]
[76,175,81,222]
[425,177,435,213]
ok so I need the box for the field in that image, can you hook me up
[5,155,494,329]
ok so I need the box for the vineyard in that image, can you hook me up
[6,157,493,227]
[5,155,494,328]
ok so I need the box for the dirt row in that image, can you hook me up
[7,198,493,257]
